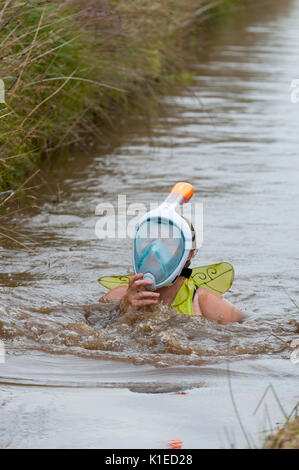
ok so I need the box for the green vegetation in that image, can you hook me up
[0,0,241,194]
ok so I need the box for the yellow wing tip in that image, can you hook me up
[191,261,235,294]
[97,274,132,290]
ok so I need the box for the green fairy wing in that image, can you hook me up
[191,262,234,294]
[98,262,234,294]
[98,274,133,290]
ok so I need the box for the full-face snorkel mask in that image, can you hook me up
[132,182,194,290]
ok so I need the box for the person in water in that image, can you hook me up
[99,246,242,324]
[98,183,242,325]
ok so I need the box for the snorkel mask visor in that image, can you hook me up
[132,183,194,289]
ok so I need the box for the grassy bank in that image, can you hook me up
[0,0,241,195]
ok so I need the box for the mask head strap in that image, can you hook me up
[180,267,192,278]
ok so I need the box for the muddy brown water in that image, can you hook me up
[0,0,298,448]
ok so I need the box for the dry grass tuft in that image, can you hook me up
[264,416,299,449]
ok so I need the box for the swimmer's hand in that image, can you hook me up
[119,273,160,313]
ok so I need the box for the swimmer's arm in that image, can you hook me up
[99,285,128,302]
[194,288,242,323]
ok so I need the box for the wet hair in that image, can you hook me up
[182,217,196,268]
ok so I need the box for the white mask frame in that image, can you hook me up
[132,202,193,290]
